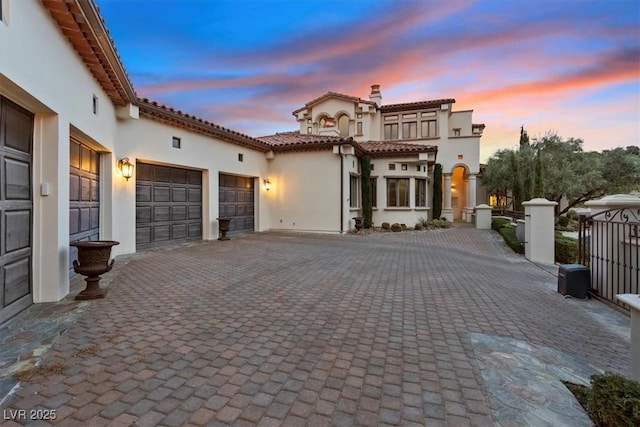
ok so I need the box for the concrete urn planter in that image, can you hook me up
[217,217,232,241]
[70,240,119,300]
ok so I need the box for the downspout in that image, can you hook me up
[339,145,344,233]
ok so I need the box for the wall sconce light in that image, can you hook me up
[263,178,271,191]
[451,183,457,189]
[118,157,134,181]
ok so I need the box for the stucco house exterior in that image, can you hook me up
[0,0,483,322]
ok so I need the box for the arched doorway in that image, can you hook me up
[451,166,467,221]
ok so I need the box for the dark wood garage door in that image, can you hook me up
[69,138,100,276]
[136,163,202,250]
[0,96,33,324]
[219,174,254,235]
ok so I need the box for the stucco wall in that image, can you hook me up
[115,117,270,255]
[267,150,342,232]
[0,0,119,303]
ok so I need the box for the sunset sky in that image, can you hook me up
[95,0,640,161]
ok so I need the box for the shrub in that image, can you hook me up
[417,216,429,227]
[391,223,402,232]
[381,222,390,230]
[557,216,570,227]
[430,219,451,229]
[555,236,578,264]
[492,217,510,232]
[566,372,640,427]
[498,225,524,254]
[401,224,407,230]
[414,223,423,231]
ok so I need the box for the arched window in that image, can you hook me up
[338,115,349,137]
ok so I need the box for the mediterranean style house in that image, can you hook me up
[0,0,483,322]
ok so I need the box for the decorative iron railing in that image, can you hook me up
[578,208,640,307]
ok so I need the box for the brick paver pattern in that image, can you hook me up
[1,228,630,426]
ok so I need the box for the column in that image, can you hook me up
[442,173,453,221]
[522,198,557,264]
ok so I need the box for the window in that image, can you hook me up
[357,122,363,135]
[238,153,244,162]
[384,123,398,140]
[421,120,437,137]
[387,178,409,207]
[402,122,417,139]
[307,126,312,134]
[370,178,377,208]
[457,154,464,160]
[307,118,311,124]
[172,136,181,149]
[357,113,363,119]
[415,178,427,207]
[350,175,360,208]
[388,163,395,171]
[401,164,408,171]
[453,128,461,137]
[338,115,349,137]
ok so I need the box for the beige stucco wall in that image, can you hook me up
[267,150,343,232]
[115,117,270,254]
[370,157,431,226]
[0,0,119,303]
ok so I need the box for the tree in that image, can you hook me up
[432,163,443,220]
[360,155,373,228]
[533,149,544,198]
[481,149,513,207]
[510,151,523,210]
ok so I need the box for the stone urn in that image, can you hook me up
[70,240,119,300]
[217,217,232,241]
[353,216,364,231]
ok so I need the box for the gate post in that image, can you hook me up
[522,198,557,264]
[475,204,492,229]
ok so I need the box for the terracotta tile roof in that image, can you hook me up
[357,141,437,158]
[138,98,271,152]
[380,99,456,113]
[293,92,377,115]
[257,131,350,152]
[257,132,437,158]
[42,0,136,106]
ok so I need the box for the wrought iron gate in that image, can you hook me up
[578,208,640,307]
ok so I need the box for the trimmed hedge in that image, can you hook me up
[498,225,524,254]
[381,222,390,230]
[566,372,640,427]
[391,223,402,232]
[555,236,578,264]
[492,217,510,232]
[430,219,451,229]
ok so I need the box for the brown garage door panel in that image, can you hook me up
[136,163,202,250]
[1,96,34,323]
[219,174,255,235]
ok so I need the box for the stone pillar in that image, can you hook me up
[522,198,557,264]
[442,173,453,221]
[466,174,477,223]
[616,294,640,381]
[475,204,493,230]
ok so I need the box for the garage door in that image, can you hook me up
[0,96,33,324]
[136,163,202,250]
[69,138,100,276]
[219,173,254,235]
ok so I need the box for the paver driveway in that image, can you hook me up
[1,227,631,426]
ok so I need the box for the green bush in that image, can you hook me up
[401,224,407,230]
[557,216,570,227]
[567,372,640,427]
[555,236,578,264]
[381,222,390,230]
[492,217,510,232]
[414,223,423,231]
[498,225,524,254]
[430,219,451,229]
[391,223,402,232]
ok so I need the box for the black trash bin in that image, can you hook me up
[558,264,590,298]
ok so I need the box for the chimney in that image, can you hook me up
[369,84,382,107]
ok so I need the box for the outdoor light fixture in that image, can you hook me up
[263,178,272,191]
[118,157,134,181]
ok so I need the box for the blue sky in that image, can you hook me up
[96,0,640,161]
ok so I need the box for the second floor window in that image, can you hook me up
[421,120,437,137]
[402,122,417,139]
[384,123,399,140]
